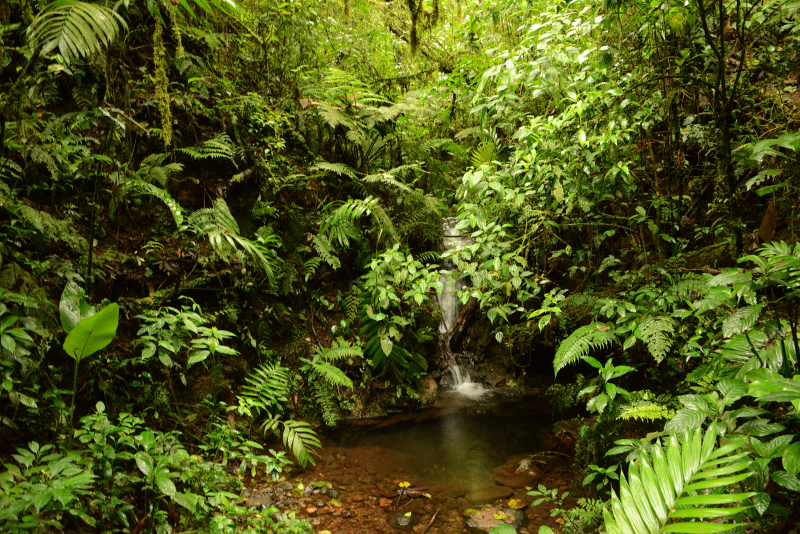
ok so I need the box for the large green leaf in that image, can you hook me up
[27,0,128,65]
[63,303,119,362]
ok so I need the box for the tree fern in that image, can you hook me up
[27,0,128,65]
[604,423,755,534]
[635,315,676,363]
[554,323,617,376]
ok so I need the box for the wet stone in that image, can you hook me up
[466,507,526,533]
[245,494,273,509]
[394,513,418,530]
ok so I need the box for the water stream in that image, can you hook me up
[437,217,488,399]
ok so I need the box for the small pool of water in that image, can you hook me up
[329,391,550,493]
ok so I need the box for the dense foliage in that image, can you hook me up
[1,0,800,532]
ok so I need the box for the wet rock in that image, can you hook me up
[465,485,514,505]
[245,493,272,509]
[278,481,294,492]
[327,488,340,499]
[492,454,542,489]
[466,507,526,533]
[394,513,418,530]
[418,376,438,405]
[351,495,365,502]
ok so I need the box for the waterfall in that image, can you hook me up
[437,217,488,399]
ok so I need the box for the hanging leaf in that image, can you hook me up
[757,196,777,243]
[59,281,95,333]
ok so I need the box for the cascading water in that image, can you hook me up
[438,217,488,399]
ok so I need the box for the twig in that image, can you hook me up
[419,508,440,534]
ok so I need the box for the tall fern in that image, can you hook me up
[604,423,755,534]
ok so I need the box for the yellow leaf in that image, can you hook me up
[404,512,412,517]
[493,511,508,520]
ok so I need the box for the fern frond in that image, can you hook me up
[470,141,495,167]
[419,138,452,153]
[189,199,277,279]
[635,315,675,363]
[178,133,236,165]
[344,287,361,323]
[617,401,674,422]
[669,273,712,300]
[281,420,320,468]
[320,197,377,248]
[312,381,340,427]
[13,203,88,253]
[604,423,754,534]
[240,363,290,414]
[722,304,764,338]
[370,203,400,245]
[314,101,357,130]
[554,323,617,376]
[27,0,128,65]
[315,339,362,362]
[308,359,353,388]
[130,179,186,229]
[311,161,358,180]
[311,234,341,270]
[0,158,22,181]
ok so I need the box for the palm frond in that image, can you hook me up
[604,423,755,534]
[27,0,128,65]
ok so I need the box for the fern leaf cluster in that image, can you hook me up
[310,234,341,270]
[178,133,236,164]
[617,401,674,422]
[188,199,277,280]
[554,323,617,375]
[635,315,675,363]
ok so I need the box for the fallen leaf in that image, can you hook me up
[379,498,393,508]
